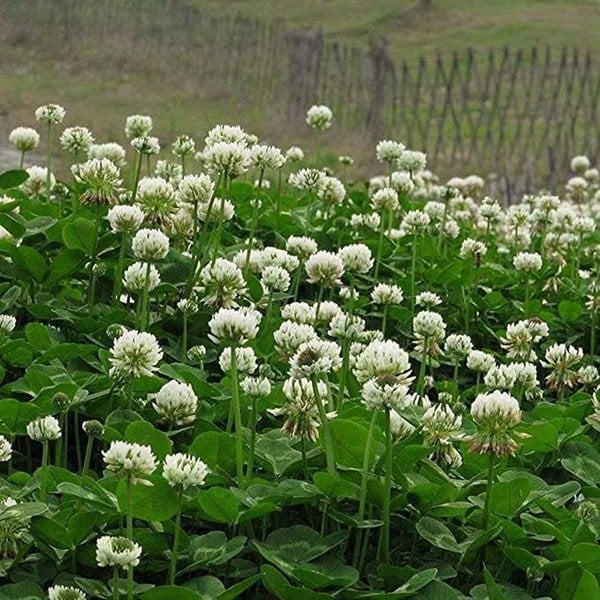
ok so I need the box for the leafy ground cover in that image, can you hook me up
[0,105,598,599]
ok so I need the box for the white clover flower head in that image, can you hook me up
[219,346,257,375]
[306,105,333,130]
[27,416,61,442]
[0,435,12,462]
[398,149,427,173]
[0,315,16,336]
[466,350,496,373]
[415,291,442,309]
[47,585,86,600]
[96,535,142,570]
[135,177,177,224]
[290,338,342,378]
[281,302,316,325]
[286,236,318,259]
[328,312,365,341]
[60,126,94,154]
[354,339,413,384]
[131,228,169,261]
[339,286,359,302]
[205,124,248,147]
[172,134,196,157]
[122,262,161,294]
[510,362,539,389]
[513,252,542,272]
[250,144,285,170]
[151,380,198,425]
[571,155,591,174]
[305,251,344,287]
[422,404,464,468]
[444,334,473,361]
[288,168,325,193]
[131,136,160,155]
[339,155,353,166]
[413,310,446,341]
[88,142,127,166]
[203,142,251,177]
[484,364,517,391]
[573,215,596,235]
[390,409,416,438]
[318,176,346,205]
[71,157,123,205]
[460,238,488,260]
[257,247,299,273]
[178,174,215,204]
[391,171,416,195]
[578,365,599,386]
[209,307,261,345]
[338,244,373,274]
[240,375,272,397]
[542,343,584,390]
[8,127,40,152]
[197,258,247,308]
[469,391,521,456]
[361,376,413,411]
[376,140,405,163]
[285,146,304,162]
[21,166,55,197]
[35,103,65,124]
[400,210,431,236]
[125,115,153,138]
[107,204,145,234]
[187,345,206,364]
[261,265,291,293]
[177,298,198,316]
[163,453,209,489]
[371,187,399,212]
[315,300,343,324]
[351,212,381,231]
[109,329,163,379]
[155,160,183,184]
[371,283,403,305]
[102,441,157,484]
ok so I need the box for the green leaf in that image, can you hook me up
[0,581,44,600]
[125,420,172,460]
[415,517,462,553]
[216,574,261,599]
[570,543,600,574]
[489,478,531,516]
[260,565,332,600]
[197,487,240,523]
[0,398,41,435]
[117,475,179,521]
[188,431,237,474]
[483,565,507,600]
[558,300,583,323]
[12,245,47,282]
[0,169,28,190]
[294,556,359,590]
[30,515,73,549]
[62,217,96,255]
[329,419,379,469]
[141,586,202,600]
[556,566,600,600]
[255,434,303,476]
[24,323,53,351]
[46,248,86,285]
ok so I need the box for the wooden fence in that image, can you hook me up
[2,0,599,201]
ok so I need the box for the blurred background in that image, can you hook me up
[1,0,599,200]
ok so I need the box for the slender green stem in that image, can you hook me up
[168,487,183,585]
[56,413,65,467]
[381,304,389,336]
[19,151,25,170]
[88,204,104,306]
[182,312,188,360]
[311,377,335,475]
[381,409,392,563]
[417,342,428,397]
[138,262,152,331]
[209,197,226,267]
[524,279,530,309]
[358,412,377,523]
[292,262,304,302]
[131,152,143,204]
[314,284,324,321]
[247,396,257,482]
[81,436,93,480]
[336,339,350,411]
[126,480,134,600]
[230,345,245,488]
[113,567,120,600]
[45,122,52,202]
[482,454,495,530]
[113,233,128,304]
[410,233,418,317]
[40,440,49,502]
[256,166,265,191]
[591,311,597,357]
[374,211,387,279]
[243,207,259,278]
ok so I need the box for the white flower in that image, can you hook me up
[21,166,55,197]
[371,284,403,305]
[27,416,61,442]
[123,262,160,293]
[107,205,145,234]
[398,149,427,173]
[250,144,285,170]
[328,312,365,341]
[444,334,473,360]
[281,302,316,325]
[8,127,40,152]
[163,453,209,489]
[306,105,333,130]
[96,535,142,570]
[60,126,94,154]
[413,311,446,355]
[155,159,183,185]
[131,228,169,261]
[400,210,430,236]
[471,390,520,424]
[467,350,496,373]
[172,134,196,157]
[197,258,247,308]
[571,155,591,174]
[376,140,405,163]
[286,236,318,259]
[290,338,342,378]
[0,435,12,462]
[305,251,344,286]
[203,142,251,177]
[285,146,304,162]
[542,343,583,390]
[460,238,487,259]
[151,380,198,425]
[318,176,346,205]
[204,124,248,147]
[47,585,86,600]
[391,171,416,195]
[71,158,122,205]
[513,252,542,272]
[578,365,599,386]
[135,177,177,223]
[371,187,399,211]
[315,301,342,324]
[415,291,442,308]
[88,143,127,166]
[102,441,157,483]
[209,307,261,345]
[390,409,416,438]
[351,213,381,231]
[109,329,163,379]
[0,315,16,336]
[219,346,257,375]
[240,376,272,397]
[35,103,65,124]
[354,340,413,384]
[361,377,412,411]
[125,115,153,138]
[131,136,160,155]
[288,168,325,193]
[338,244,373,274]
[178,174,214,204]
[422,404,464,468]
[261,265,290,293]
[257,247,299,272]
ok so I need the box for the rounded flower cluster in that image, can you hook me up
[305,251,345,287]
[107,204,145,235]
[306,105,333,130]
[88,142,127,166]
[131,228,170,261]
[125,114,153,138]
[513,252,542,272]
[376,140,405,163]
[151,380,198,425]
[209,307,261,345]
[290,338,342,378]
[47,585,86,600]
[102,440,157,484]
[337,244,373,274]
[8,127,40,152]
[35,103,66,124]
[96,535,142,569]
[219,346,257,375]
[109,329,163,379]
[27,416,61,442]
[371,283,403,305]
[60,126,94,154]
[163,453,209,489]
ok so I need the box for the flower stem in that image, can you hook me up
[182,312,188,360]
[374,211,387,279]
[40,440,49,502]
[88,204,103,306]
[81,435,93,481]
[112,233,128,305]
[138,262,152,331]
[168,487,183,585]
[410,233,418,317]
[131,152,143,204]
[247,396,257,482]
[358,411,377,523]
[230,345,245,488]
[311,376,336,475]
[126,479,134,600]
[113,567,120,600]
[381,304,389,336]
[381,409,392,563]
[19,151,25,170]
[45,122,52,202]
[482,453,495,529]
